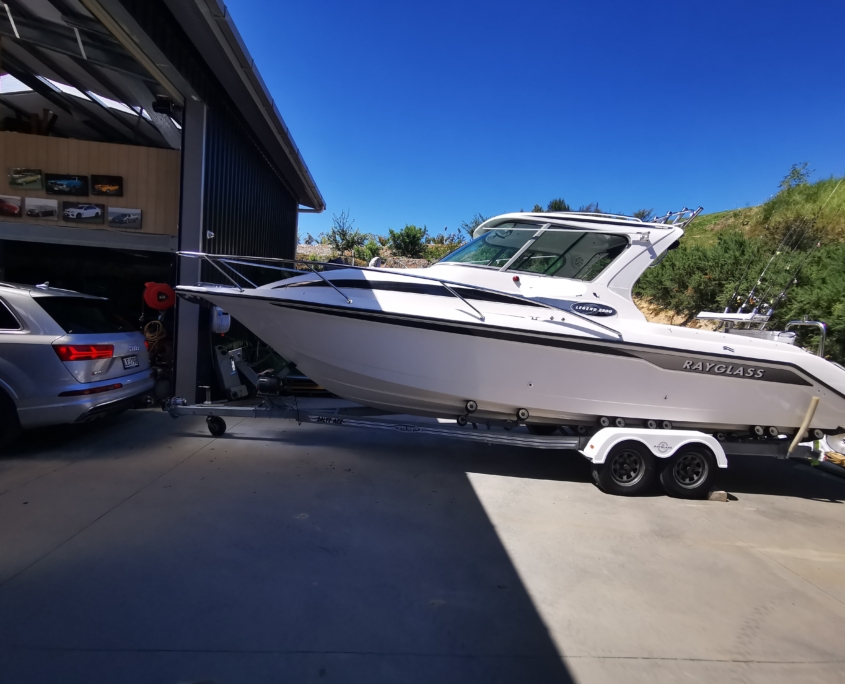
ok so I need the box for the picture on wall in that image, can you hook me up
[91,175,124,196]
[8,168,43,190]
[62,201,104,224]
[45,174,89,196]
[25,197,58,219]
[107,207,142,229]
[0,195,22,217]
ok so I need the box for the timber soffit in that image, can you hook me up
[107,0,324,211]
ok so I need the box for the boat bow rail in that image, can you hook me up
[177,251,624,340]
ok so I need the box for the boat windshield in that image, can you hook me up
[441,224,629,281]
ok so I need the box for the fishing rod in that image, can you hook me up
[737,218,805,312]
[751,216,817,314]
[758,179,844,316]
[723,243,760,313]
[764,240,821,318]
[732,175,843,316]
[765,181,845,319]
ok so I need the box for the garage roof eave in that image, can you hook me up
[164,0,325,212]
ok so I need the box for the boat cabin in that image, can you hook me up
[427,212,691,320]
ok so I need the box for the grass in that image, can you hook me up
[678,176,845,248]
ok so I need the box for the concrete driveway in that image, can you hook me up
[1,409,844,683]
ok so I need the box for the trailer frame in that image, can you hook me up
[164,395,816,499]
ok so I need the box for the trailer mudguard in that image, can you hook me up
[581,428,728,468]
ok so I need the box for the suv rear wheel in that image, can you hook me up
[0,391,21,448]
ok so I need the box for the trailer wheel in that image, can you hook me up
[592,442,656,496]
[206,416,226,437]
[659,446,717,499]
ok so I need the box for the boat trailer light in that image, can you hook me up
[54,344,114,361]
[59,383,123,397]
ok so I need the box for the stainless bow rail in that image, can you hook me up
[178,251,625,340]
[650,207,703,226]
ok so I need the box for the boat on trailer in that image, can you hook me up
[176,208,845,439]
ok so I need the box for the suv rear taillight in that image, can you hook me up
[53,344,114,361]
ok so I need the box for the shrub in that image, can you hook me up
[769,244,845,361]
[388,225,428,258]
[354,240,381,263]
[635,230,763,324]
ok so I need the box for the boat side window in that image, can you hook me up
[507,231,629,281]
[439,224,538,268]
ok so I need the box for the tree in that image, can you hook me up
[546,198,570,212]
[577,202,603,213]
[388,224,428,258]
[302,233,318,245]
[325,209,369,261]
[529,198,571,212]
[459,213,488,241]
[425,230,465,261]
[780,162,813,191]
[633,208,654,220]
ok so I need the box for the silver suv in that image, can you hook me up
[0,283,154,445]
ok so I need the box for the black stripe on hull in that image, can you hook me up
[278,278,546,307]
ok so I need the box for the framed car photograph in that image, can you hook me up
[8,168,43,190]
[107,207,142,229]
[62,201,104,224]
[91,175,124,197]
[45,174,89,196]
[24,197,58,220]
[0,195,22,217]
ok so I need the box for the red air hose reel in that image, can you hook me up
[143,282,176,310]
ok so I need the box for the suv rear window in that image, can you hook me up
[34,296,134,334]
[0,300,21,330]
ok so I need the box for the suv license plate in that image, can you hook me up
[122,355,139,369]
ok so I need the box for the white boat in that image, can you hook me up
[177,209,845,436]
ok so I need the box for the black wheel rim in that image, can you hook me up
[609,449,644,486]
[672,452,708,489]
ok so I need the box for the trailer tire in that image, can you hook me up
[206,416,226,437]
[593,442,656,496]
[659,445,717,499]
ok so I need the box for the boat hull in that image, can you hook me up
[192,290,845,432]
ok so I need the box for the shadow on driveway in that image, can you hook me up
[0,412,577,684]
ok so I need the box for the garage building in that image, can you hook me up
[0,0,324,401]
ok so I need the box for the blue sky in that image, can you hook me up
[226,0,845,239]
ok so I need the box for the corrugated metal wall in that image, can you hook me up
[203,107,298,259]
[121,0,300,261]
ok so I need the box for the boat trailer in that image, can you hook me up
[163,394,818,499]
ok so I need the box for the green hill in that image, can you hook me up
[683,176,845,247]
[635,174,845,361]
